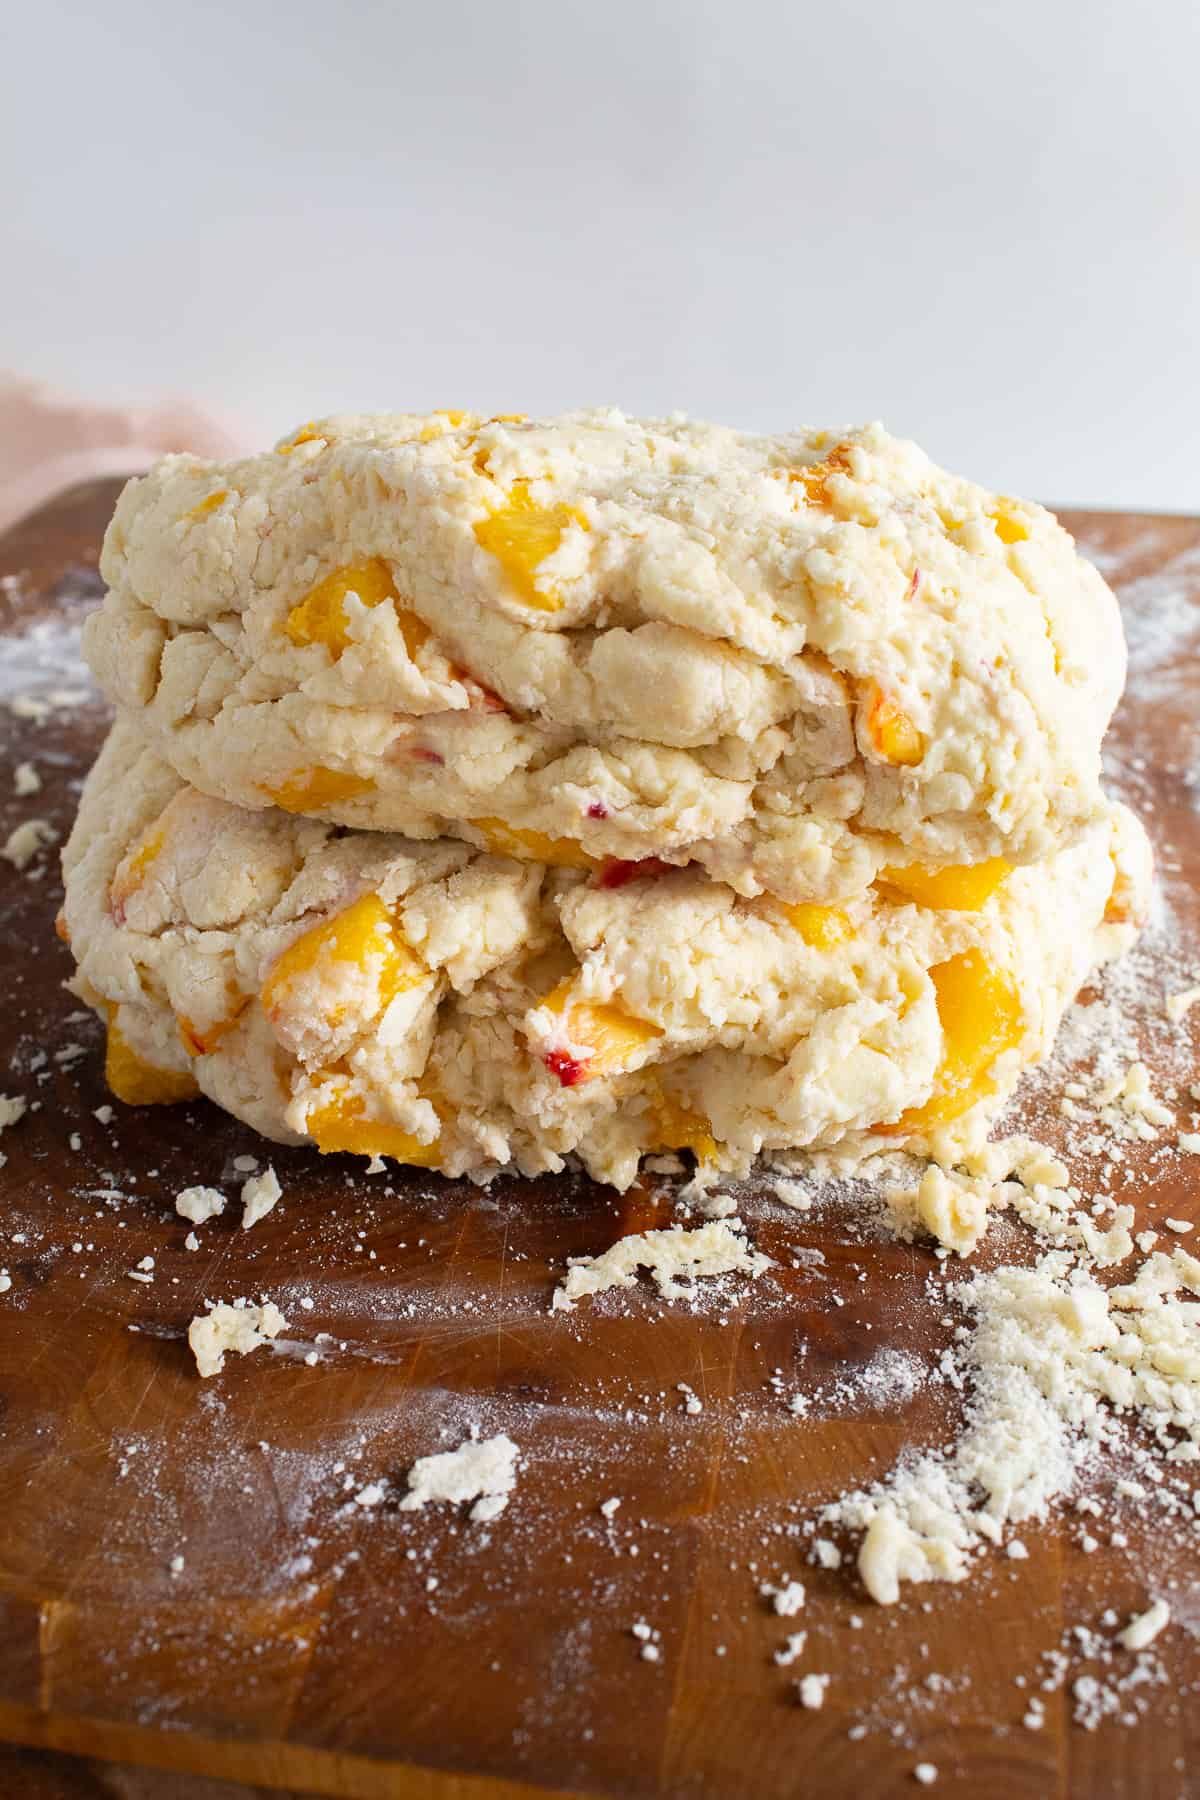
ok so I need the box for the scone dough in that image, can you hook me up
[86,411,1125,904]
[61,720,1151,1192]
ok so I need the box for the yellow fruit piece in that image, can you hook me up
[539,979,663,1084]
[781,901,853,948]
[991,504,1029,545]
[109,825,166,914]
[883,949,1023,1135]
[861,681,925,766]
[277,422,325,454]
[185,488,228,522]
[177,1003,248,1058]
[473,480,589,612]
[105,1009,199,1106]
[1103,856,1144,926]
[649,1083,718,1162]
[306,1085,442,1166]
[262,893,426,1024]
[264,767,375,814]
[876,858,1011,912]
[784,444,853,510]
[471,817,598,871]
[418,409,476,441]
[283,557,431,663]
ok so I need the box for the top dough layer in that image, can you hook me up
[87,410,1126,903]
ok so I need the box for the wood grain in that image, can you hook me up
[0,482,1197,1800]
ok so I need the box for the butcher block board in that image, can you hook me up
[0,481,1197,1800]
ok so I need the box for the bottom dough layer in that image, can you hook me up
[61,720,1152,1192]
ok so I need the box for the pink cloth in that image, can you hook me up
[0,375,249,533]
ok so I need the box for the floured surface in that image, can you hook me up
[0,484,1197,1800]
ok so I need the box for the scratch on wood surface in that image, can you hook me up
[37,1598,72,1715]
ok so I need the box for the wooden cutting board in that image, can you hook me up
[0,482,1197,1800]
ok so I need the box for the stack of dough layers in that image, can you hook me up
[62,410,1151,1190]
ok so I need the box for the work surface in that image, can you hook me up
[0,484,1197,1800]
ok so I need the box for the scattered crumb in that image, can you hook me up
[1165,984,1200,1023]
[887,1165,993,1257]
[397,1433,519,1523]
[774,1631,807,1666]
[2,818,56,869]
[764,1579,806,1617]
[1117,1599,1170,1651]
[187,1301,286,1378]
[797,1673,830,1710]
[240,1165,281,1229]
[551,1220,770,1311]
[0,1095,28,1132]
[175,1185,226,1225]
[13,761,41,796]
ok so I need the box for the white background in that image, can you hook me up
[4,0,1197,508]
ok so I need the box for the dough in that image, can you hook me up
[86,410,1125,904]
[60,720,1151,1193]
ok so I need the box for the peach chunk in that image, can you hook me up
[177,1002,249,1058]
[109,825,166,919]
[262,893,425,1027]
[649,1084,718,1163]
[284,557,430,661]
[105,1009,199,1107]
[263,767,375,814]
[184,488,228,522]
[784,444,854,510]
[990,503,1030,545]
[1103,853,1148,927]
[305,1085,442,1166]
[781,901,853,949]
[472,817,598,871]
[876,858,1011,912]
[860,681,925,767]
[882,949,1023,1135]
[277,422,325,454]
[538,979,663,1087]
[472,480,590,612]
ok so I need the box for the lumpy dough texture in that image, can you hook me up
[60,720,1151,1192]
[85,410,1126,905]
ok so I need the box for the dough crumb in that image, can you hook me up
[1166,984,1200,1023]
[188,1300,286,1378]
[0,1095,28,1133]
[1117,1598,1170,1651]
[14,761,41,796]
[763,1578,806,1617]
[913,1765,939,1787]
[886,1166,992,1257]
[175,1185,226,1225]
[2,818,56,869]
[398,1432,519,1522]
[797,1672,830,1710]
[241,1165,282,1229]
[552,1221,770,1311]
